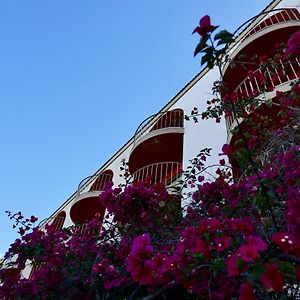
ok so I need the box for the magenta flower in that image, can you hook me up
[125,234,155,285]
[214,236,231,252]
[225,252,245,276]
[238,281,257,300]
[261,263,284,292]
[192,15,215,36]
[286,31,300,56]
[130,234,153,257]
[238,244,258,262]
[246,236,267,251]
[221,143,233,156]
[272,232,296,254]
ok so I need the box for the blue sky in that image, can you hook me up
[0,1,271,254]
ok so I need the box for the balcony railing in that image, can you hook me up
[133,109,184,147]
[71,223,88,235]
[233,8,300,47]
[244,9,300,40]
[225,58,300,132]
[77,171,113,197]
[38,213,66,230]
[133,161,182,186]
[29,263,44,279]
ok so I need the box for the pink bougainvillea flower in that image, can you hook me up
[231,218,254,234]
[261,263,284,292]
[198,175,205,182]
[30,215,38,223]
[214,236,231,252]
[246,236,267,251]
[238,281,257,300]
[192,15,215,36]
[192,191,198,201]
[219,159,225,166]
[130,233,153,257]
[221,143,234,157]
[225,252,246,276]
[286,31,300,56]
[238,244,258,263]
[272,232,296,254]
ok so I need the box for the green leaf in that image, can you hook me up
[207,60,215,69]
[271,259,296,279]
[252,262,265,278]
[193,252,203,260]
[212,259,225,274]
[254,192,268,213]
[201,48,215,68]
[216,36,235,46]
[235,148,250,169]
[215,48,227,58]
[237,257,246,269]
[194,35,209,57]
[210,25,220,34]
[214,30,234,41]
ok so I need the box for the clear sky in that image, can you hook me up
[0,1,272,255]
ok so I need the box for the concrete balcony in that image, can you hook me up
[223,8,300,97]
[70,170,113,224]
[225,58,300,140]
[132,109,184,152]
[129,109,184,176]
[238,8,300,47]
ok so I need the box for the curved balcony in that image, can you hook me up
[76,170,113,201]
[133,109,184,149]
[133,161,182,187]
[223,8,300,94]
[225,58,300,137]
[70,170,113,224]
[129,109,184,176]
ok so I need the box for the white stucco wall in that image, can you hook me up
[167,67,227,173]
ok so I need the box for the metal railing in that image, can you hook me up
[71,223,88,235]
[51,215,66,231]
[233,8,300,47]
[225,58,300,131]
[237,59,300,97]
[77,172,113,197]
[243,8,300,41]
[133,161,182,186]
[133,109,184,147]
[29,263,44,279]
[38,215,66,229]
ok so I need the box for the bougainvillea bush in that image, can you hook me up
[1,16,300,299]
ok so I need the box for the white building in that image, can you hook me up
[42,0,300,233]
